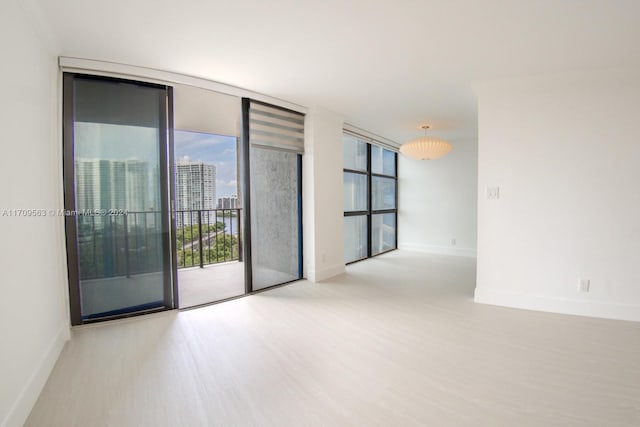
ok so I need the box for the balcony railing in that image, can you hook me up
[175,208,242,268]
[76,208,242,280]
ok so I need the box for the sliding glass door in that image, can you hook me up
[249,147,301,290]
[64,74,174,324]
[64,80,306,324]
[244,99,304,291]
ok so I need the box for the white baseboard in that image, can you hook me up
[474,287,640,322]
[399,243,477,258]
[2,322,69,427]
[307,263,345,283]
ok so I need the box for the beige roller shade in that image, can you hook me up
[174,84,240,137]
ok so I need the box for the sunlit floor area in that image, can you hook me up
[27,251,640,426]
[178,261,245,308]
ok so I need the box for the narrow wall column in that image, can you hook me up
[303,106,345,282]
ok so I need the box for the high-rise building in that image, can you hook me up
[217,195,238,209]
[175,160,216,226]
[124,160,149,212]
[75,158,149,213]
[74,158,151,230]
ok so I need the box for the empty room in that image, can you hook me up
[2,1,640,426]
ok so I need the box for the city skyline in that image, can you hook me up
[74,123,238,199]
[73,131,238,226]
[75,155,237,214]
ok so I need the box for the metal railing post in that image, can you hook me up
[198,210,204,268]
[124,214,130,277]
[237,208,243,262]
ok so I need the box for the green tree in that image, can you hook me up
[176,221,238,268]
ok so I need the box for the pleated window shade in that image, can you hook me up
[249,101,305,153]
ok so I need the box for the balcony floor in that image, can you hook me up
[178,261,245,308]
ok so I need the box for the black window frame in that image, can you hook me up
[241,98,305,292]
[343,132,398,264]
[63,73,176,325]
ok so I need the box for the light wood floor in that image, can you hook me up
[27,251,640,426]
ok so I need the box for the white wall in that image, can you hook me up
[303,106,345,281]
[0,1,69,426]
[474,68,640,321]
[398,138,478,257]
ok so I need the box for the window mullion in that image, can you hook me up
[366,143,372,258]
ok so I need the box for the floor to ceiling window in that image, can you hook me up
[63,72,305,325]
[343,131,397,264]
[63,74,174,324]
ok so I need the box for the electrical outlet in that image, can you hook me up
[451,238,456,246]
[578,279,590,293]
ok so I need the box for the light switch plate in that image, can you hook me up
[578,279,590,293]
[486,186,500,199]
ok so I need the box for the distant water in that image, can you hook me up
[219,214,239,235]
[178,211,240,235]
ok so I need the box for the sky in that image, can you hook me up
[174,130,238,198]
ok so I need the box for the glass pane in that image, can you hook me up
[73,78,168,319]
[343,133,367,171]
[372,176,396,210]
[250,147,301,290]
[372,213,396,255]
[371,145,396,176]
[344,172,367,212]
[344,215,367,262]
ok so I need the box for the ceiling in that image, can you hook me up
[34,0,640,145]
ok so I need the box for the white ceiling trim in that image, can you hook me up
[59,56,308,115]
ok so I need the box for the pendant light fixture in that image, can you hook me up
[400,125,452,160]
